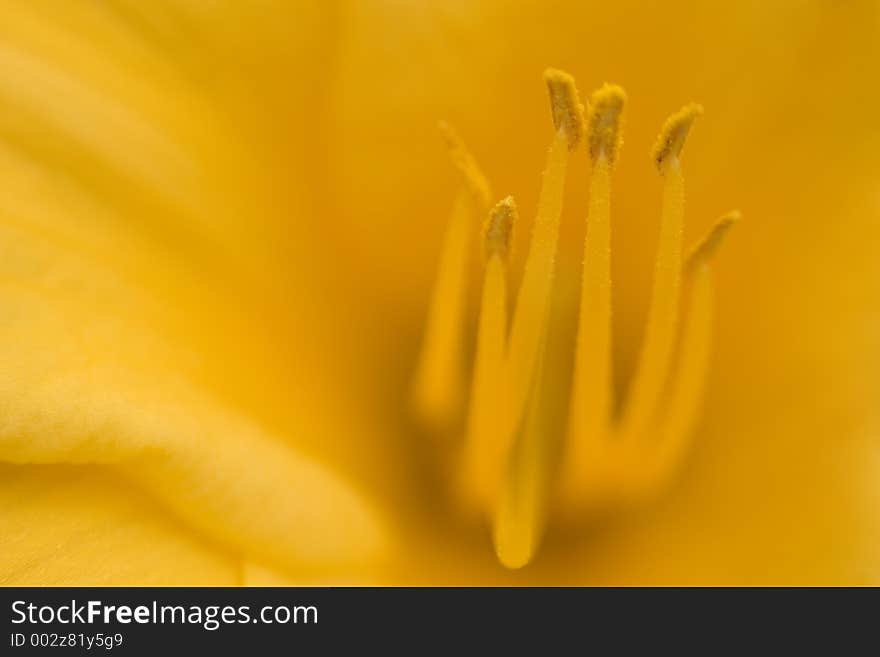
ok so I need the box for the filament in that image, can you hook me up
[648,212,739,485]
[493,344,550,569]
[411,125,490,432]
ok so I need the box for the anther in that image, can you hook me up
[587,84,627,165]
[484,196,516,261]
[687,210,740,268]
[544,68,585,151]
[652,103,703,172]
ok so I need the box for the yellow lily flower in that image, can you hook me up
[1,0,879,585]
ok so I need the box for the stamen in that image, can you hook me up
[562,84,626,499]
[504,70,583,457]
[460,198,517,509]
[411,126,490,432]
[648,212,738,487]
[619,104,700,442]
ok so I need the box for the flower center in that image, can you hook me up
[410,69,738,569]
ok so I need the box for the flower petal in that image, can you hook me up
[0,0,389,581]
[0,218,388,576]
[0,463,237,585]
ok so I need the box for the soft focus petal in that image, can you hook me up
[0,183,387,576]
[0,464,237,585]
[0,0,389,581]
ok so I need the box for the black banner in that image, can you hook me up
[1,587,876,653]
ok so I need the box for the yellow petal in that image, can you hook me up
[0,222,387,575]
[0,464,237,585]
[0,0,389,582]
